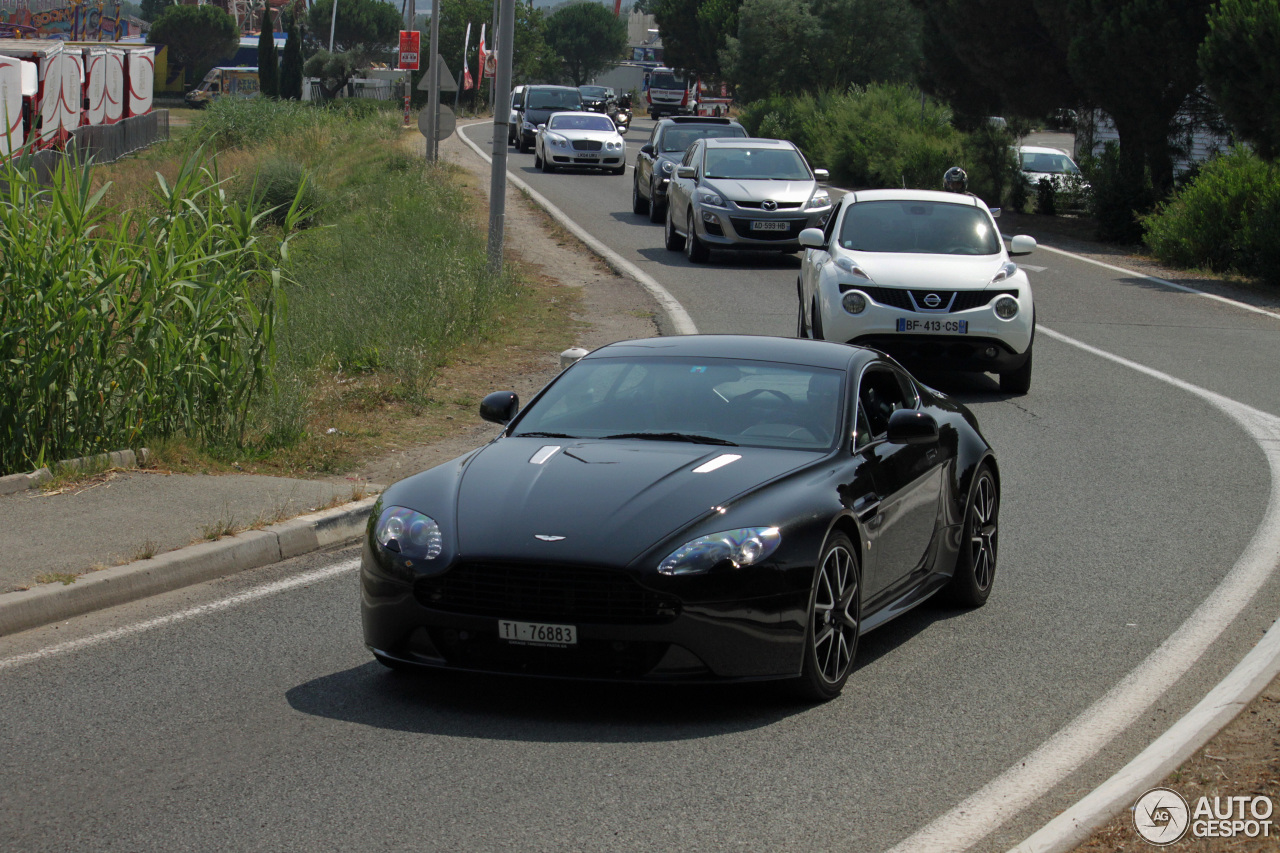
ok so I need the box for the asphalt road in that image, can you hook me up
[2,119,1279,852]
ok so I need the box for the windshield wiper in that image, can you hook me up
[516,431,579,439]
[601,432,738,446]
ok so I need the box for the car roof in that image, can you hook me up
[660,116,743,127]
[526,85,580,93]
[586,335,874,372]
[703,137,792,149]
[1018,145,1073,156]
[845,188,984,207]
[549,111,613,119]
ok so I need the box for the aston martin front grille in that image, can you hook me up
[415,562,674,623]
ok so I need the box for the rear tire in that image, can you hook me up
[632,176,649,215]
[791,532,860,702]
[939,464,998,607]
[664,204,685,251]
[1000,346,1032,394]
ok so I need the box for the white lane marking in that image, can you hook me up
[1019,264,1048,272]
[458,122,698,335]
[0,559,360,672]
[883,328,1280,853]
[1037,244,1280,320]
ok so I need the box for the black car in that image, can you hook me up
[633,116,747,224]
[514,85,583,153]
[361,336,1000,700]
[578,84,616,113]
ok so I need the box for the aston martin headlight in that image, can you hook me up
[993,295,1019,320]
[659,161,674,174]
[374,505,443,559]
[522,120,536,131]
[657,527,781,576]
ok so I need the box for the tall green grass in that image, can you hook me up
[0,149,304,475]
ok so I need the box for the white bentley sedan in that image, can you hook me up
[797,189,1038,393]
[534,111,627,175]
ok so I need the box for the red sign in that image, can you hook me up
[398,31,420,70]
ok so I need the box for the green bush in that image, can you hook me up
[1036,177,1057,216]
[0,149,302,475]
[1082,143,1153,243]
[193,97,324,151]
[1142,147,1280,282]
[238,157,325,227]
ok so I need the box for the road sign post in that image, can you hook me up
[486,0,515,274]
[398,30,420,127]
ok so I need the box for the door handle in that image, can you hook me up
[852,494,880,518]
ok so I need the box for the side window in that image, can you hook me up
[682,142,698,168]
[649,125,661,148]
[856,367,910,442]
[822,200,842,245]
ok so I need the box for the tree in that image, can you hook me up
[721,0,823,102]
[280,14,304,100]
[147,5,240,85]
[307,0,402,52]
[652,0,741,80]
[1199,0,1280,161]
[138,0,173,23]
[545,2,628,86]
[809,0,921,93]
[303,47,370,100]
[257,9,279,99]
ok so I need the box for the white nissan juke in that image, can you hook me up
[797,189,1038,393]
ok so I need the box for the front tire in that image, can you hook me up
[648,186,665,223]
[999,346,1032,394]
[793,532,861,702]
[533,149,543,169]
[664,204,685,251]
[796,280,810,338]
[811,297,825,341]
[940,464,998,607]
[685,211,710,263]
[632,175,650,215]
[541,153,555,173]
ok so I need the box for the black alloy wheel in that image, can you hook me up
[664,204,685,251]
[633,176,649,215]
[686,211,710,262]
[794,531,861,701]
[941,464,998,607]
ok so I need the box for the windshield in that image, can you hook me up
[839,201,1000,255]
[549,114,616,132]
[527,89,582,110]
[650,71,685,90]
[704,147,811,180]
[659,125,747,153]
[579,86,610,99]
[512,356,843,451]
[1021,151,1080,174]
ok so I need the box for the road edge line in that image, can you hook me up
[455,120,698,336]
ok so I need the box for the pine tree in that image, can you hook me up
[257,8,279,98]
[280,14,304,100]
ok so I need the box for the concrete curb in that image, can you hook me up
[0,448,149,496]
[0,495,378,638]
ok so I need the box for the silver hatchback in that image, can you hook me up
[664,138,831,262]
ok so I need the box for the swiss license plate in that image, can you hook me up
[896,318,968,334]
[751,220,788,232]
[498,619,578,647]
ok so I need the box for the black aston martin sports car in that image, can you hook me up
[361,335,999,700]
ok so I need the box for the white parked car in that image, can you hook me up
[533,111,627,175]
[797,189,1038,393]
[1019,145,1087,191]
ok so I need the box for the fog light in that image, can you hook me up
[701,210,719,224]
[993,295,1019,320]
[842,291,867,314]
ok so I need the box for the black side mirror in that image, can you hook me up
[480,391,520,425]
[886,409,939,445]
[639,143,654,157]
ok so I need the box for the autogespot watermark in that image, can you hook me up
[1133,787,1275,845]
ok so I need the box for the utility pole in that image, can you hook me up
[485,0,514,273]
[426,0,442,160]
[328,0,338,52]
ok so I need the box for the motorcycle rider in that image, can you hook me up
[943,166,969,193]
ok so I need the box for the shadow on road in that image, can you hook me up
[634,246,801,271]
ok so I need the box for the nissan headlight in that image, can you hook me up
[374,505,443,560]
[807,192,831,209]
[993,295,1019,320]
[522,120,536,131]
[697,189,725,207]
[842,291,867,314]
[657,527,781,576]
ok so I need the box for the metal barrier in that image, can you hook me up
[23,111,170,183]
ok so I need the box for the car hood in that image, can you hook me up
[847,251,1008,290]
[455,438,816,564]
[706,179,814,205]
